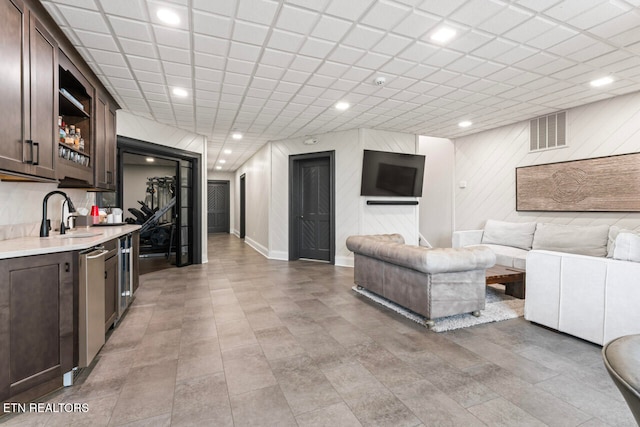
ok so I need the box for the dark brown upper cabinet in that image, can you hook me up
[56,51,94,186]
[94,92,117,191]
[0,0,58,181]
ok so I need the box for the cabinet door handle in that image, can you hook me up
[105,271,107,279]
[107,170,112,184]
[65,262,70,272]
[26,140,34,164]
[33,141,40,166]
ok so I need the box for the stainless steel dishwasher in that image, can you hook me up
[78,246,108,367]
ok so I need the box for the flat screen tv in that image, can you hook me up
[360,150,426,197]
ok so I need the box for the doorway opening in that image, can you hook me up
[98,136,202,273]
[289,151,335,264]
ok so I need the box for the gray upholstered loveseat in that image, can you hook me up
[346,234,496,327]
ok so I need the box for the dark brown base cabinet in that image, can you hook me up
[0,252,74,403]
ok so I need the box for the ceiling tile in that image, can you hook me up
[236,0,279,25]
[360,0,410,30]
[153,26,190,49]
[192,10,232,38]
[477,6,533,35]
[193,34,229,55]
[232,20,270,45]
[299,37,336,59]
[276,4,319,34]
[311,15,353,42]
[99,0,146,19]
[371,34,413,56]
[158,45,191,64]
[192,0,236,16]
[416,0,467,17]
[449,0,506,27]
[542,0,603,21]
[342,25,386,50]
[72,29,120,51]
[503,16,556,44]
[567,2,626,30]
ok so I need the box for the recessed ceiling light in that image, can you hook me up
[458,120,472,128]
[430,27,457,43]
[335,101,350,111]
[219,159,226,164]
[223,149,232,154]
[157,9,180,26]
[590,76,614,87]
[232,132,243,140]
[215,166,222,170]
[172,87,188,97]
[145,157,155,162]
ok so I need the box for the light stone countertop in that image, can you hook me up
[0,224,141,260]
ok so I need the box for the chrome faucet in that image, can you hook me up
[40,191,76,237]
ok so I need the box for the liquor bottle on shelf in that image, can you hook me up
[64,125,72,145]
[59,116,66,143]
[77,128,84,151]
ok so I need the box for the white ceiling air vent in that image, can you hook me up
[304,138,318,145]
[530,111,566,151]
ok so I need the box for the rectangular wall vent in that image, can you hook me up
[530,111,566,151]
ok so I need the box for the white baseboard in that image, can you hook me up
[268,250,288,261]
[244,237,268,258]
[231,229,240,238]
[335,256,354,267]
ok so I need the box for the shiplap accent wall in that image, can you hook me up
[418,136,455,248]
[234,143,271,257]
[117,110,209,262]
[263,128,418,266]
[455,91,640,232]
[360,129,419,246]
[269,129,360,264]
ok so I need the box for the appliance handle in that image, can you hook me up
[86,249,108,259]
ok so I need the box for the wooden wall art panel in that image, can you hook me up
[516,153,640,212]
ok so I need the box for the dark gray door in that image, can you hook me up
[207,181,229,233]
[297,157,331,261]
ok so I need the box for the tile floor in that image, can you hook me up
[1,234,635,426]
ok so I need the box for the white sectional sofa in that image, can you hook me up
[453,220,640,345]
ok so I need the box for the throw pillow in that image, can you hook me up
[612,232,640,263]
[607,226,640,257]
[481,219,537,250]
[532,223,609,257]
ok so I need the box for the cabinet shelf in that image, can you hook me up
[59,89,90,119]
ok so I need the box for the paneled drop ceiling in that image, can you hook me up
[40,0,640,172]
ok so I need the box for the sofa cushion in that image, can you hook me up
[470,244,527,270]
[532,223,609,257]
[607,226,640,258]
[481,219,537,250]
[612,232,640,263]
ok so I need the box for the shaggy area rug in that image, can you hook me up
[351,284,524,332]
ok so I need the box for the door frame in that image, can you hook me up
[207,180,230,233]
[239,174,246,239]
[115,135,202,264]
[288,151,335,264]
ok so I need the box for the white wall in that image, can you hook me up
[234,143,271,256]
[117,111,209,262]
[455,91,640,232]
[207,171,235,233]
[418,136,455,248]
[237,128,419,266]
